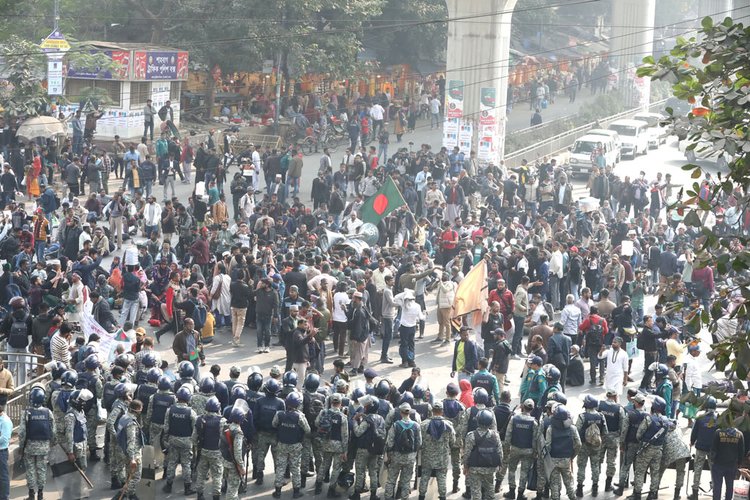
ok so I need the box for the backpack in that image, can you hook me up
[584,417,603,448]
[393,420,417,453]
[304,393,325,429]
[191,300,208,330]
[366,415,387,455]
[585,317,604,348]
[7,311,29,348]
[317,409,334,438]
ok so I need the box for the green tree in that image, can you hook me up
[373,0,447,66]
[638,17,750,399]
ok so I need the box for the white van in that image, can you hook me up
[632,112,668,149]
[568,134,618,174]
[587,128,622,162]
[608,119,650,159]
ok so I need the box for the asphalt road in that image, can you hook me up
[10,133,722,499]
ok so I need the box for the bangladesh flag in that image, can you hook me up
[359,176,408,225]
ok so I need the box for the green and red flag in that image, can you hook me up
[359,176,408,225]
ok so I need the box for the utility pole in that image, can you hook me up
[274,5,285,135]
[53,0,60,31]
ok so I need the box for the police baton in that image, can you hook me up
[58,444,95,489]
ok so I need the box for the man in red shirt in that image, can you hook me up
[579,305,609,385]
[439,220,459,266]
[488,279,515,335]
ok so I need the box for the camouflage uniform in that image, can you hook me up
[464,428,503,500]
[193,412,227,498]
[107,399,129,484]
[545,423,582,500]
[441,398,465,488]
[84,374,104,453]
[51,388,73,444]
[419,416,456,498]
[63,408,88,470]
[657,424,690,493]
[315,408,348,487]
[145,390,174,449]
[18,407,55,493]
[223,422,245,500]
[575,409,608,485]
[353,415,384,496]
[119,410,145,496]
[190,392,209,417]
[384,417,422,500]
[598,402,626,480]
[505,413,537,491]
[272,409,311,489]
[632,415,666,494]
[163,402,198,483]
[534,416,552,495]
[255,430,276,476]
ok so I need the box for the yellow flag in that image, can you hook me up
[451,259,489,330]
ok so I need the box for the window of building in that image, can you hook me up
[130,82,151,107]
[171,82,182,101]
[65,78,122,107]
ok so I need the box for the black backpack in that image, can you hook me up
[393,420,417,453]
[8,312,29,348]
[586,317,604,348]
[366,414,387,455]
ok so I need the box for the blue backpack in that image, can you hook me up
[191,299,207,330]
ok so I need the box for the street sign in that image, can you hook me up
[262,59,274,74]
[40,30,70,53]
[47,58,63,95]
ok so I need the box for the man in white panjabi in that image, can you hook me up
[597,336,629,399]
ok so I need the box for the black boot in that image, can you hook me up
[302,475,307,488]
[504,487,516,499]
[614,486,624,496]
[213,496,220,500]
[161,481,172,493]
[627,491,641,500]
[27,490,34,500]
[293,487,304,498]
[646,492,657,500]
[689,489,699,500]
[37,489,43,500]
[314,482,322,494]
[605,477,613,492]
[273,486,282,498]
[256,471,264,486]
[328,486,341,498]
[592,483,599,497]
[576,484,584,498]
[185,483,197,495]
[674,487,681,500]
[495,479,502,493]
[89,449,101,462]
[197,493,205,500]
[453,479,460,494]
[324,471,331,483]
[349,493,361,500]
[111,478,124,490]
[463,487,471,499]
[369,493,380,500]
[419,496,426,500]
[517,488,526,500]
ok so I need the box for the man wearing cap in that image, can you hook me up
[418,401,455,500]
[384,403,422,500]
[519,356,547,407]
[547,322,572,392]
[598,389,627,492]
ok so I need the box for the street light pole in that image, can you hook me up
[53,0,59,31]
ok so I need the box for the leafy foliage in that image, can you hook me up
[0,37,48,118]
[373,0,447,66]
[638,17,750,384]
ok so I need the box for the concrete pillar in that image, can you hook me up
[610,0,656,108]
[445,0,517,164]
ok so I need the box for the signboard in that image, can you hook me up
[262,59,274,74]
[40,30,70,53]
[442,117,459,149]
[458,121,473,154]
[446,79,464,119]
[133,50,189,80]
[479,87,497,126]
[67,50,130,80]
[47,58,64,95]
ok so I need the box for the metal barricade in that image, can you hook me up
[5,371,52,431]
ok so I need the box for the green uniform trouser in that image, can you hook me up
[632,446,663,493]
[618,443,638,492]
[302,435,322,475]
[24,441,50,492]
[275,442,303,488]
[126,452,142,495]
[254,431,276,473]
[507,447,534,489]
[224,460,242,500]
[496,441,511,486]
[451,443,462,484]
[468,468,497,500]
[165,438,193,482]
[549,457,576,500]
[384,452,416,500]
[576,443,601,484]
[419,467,448,497]
[317,450,345,486]
[600,432,619,479]
[692,449,713,491]
[354,448,380,494]
[195,449,224,496]
[659,457,686,491]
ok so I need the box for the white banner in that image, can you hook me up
[80,291,131,361]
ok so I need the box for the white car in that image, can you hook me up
[568,134,618,174]
[587,128,622,163]
[608,119,650,159]
[682,139,730,169]
[633,112,669,149]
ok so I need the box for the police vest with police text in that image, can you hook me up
[641,415,668,446]
[510,414,535,449]
[625,408,646,444]
[549,425,575,458]
[197,414,222,450]
[150,392,176,426]
[117,415,144,453]
[26,408,53,441]
[256,396,284,433]
[277,410,305,444]
[598,401,621,433]
[693,412,718,451]
[468,430,501,467]
[168,404,194,437]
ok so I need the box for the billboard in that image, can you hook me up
[446,79,464,119]
[67,50,130,80]
[133,51,189,80]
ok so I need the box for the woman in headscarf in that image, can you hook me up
[189,263,205,286]
[458,378,475,408]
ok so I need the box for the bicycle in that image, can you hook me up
[300,128,338,156]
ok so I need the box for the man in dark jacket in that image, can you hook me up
[290,317,316,381]
[451,326,479,381]
[638,315,663,390]
[91,290,116,332]
[347,291,372,376]
[658,243,678,287]
[546,322,572,391]
[139,155,157,198]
